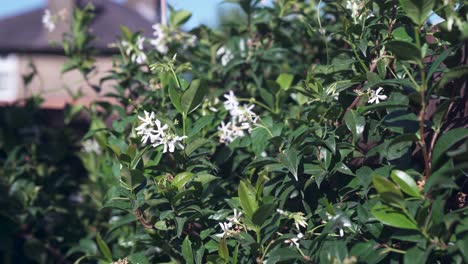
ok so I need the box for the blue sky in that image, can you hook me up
[0,0,227,29]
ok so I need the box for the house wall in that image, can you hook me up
[7,54,116,108]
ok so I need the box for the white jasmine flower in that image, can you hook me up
[227,209,243,224]
[136,110,155,130]
[215,222,233,238]
[151,23,169,54]
[82,139,102,154]
[135,111,186,153]
[136,35,145,50]
[121,36,147,64]
[346,0,360,19]
[187,35,198,48]
[292,213,308,230]
[230,104,258,124]
[42,9,56,32]
[223,91,239,111]
[284,233,304,248]
[218,121,242,144]
[216,46,234,66]
[368,87,388,104]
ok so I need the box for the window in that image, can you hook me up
[0,54,18,102]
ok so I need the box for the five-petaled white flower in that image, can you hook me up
[223,91,239,111]
[42,9,56,32]
[368,87,388,104]
[284,233,304,247]
[216,46,234,66]
[227,209,243,224]
[215,222,233,238]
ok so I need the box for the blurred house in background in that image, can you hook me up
[0,0,165,108]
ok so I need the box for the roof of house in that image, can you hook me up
[0,0,156,54]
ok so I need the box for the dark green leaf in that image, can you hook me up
[344,110,365,142]
[432,128,468,169]
[252,204,275,226]
[218,238,229,262]
[181,79,208,115]
[399,0,435,25]
[386,40,421,61]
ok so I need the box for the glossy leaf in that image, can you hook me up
[372,175,404,205]
[344,110,365,142]
[238,181,259,219]
[181,79,208,115]
[390,170,420,197]
[371,204,418,230]
[399,0,435,25]
[182,236,194,264]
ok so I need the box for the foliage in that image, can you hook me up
[2,0,468,263]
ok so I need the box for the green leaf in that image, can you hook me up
[181,79,208,115]
[128,252,149,264]
[372,175,404,205]
[386,40,421,61]
[392,27,413,42]
[64,104,83,124]
[252,203,275,226]
[95,233,112,261]
[399,0,435,25]
[182,236,194,264]
[238,181,259,219]
[432,128,468,170]
[169,84,183,113]
[371,204,418,230]
[170,10,192,27]
[276,73,294,90]
[172,172,194,190]
[344,110,365,142]
[390,170,420,197]
[278,147,301,181]
[218,238,229,262]
[438,65,468,88]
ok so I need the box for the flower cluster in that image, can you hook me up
[150,24,198,55]
[218,91,259,144]
[215,209,243,238]
[277,209,308,230]
[150,24,169,54]
[135,111,187,153]
[122,35,147,64]
[42,9,56,32]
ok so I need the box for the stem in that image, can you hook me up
[260,240,275,262]
[238,98,275,113]
[414,26,431,180]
